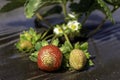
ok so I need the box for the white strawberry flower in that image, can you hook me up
[53,25,63,35]
[67,20,81,31]
[61,24,67,30]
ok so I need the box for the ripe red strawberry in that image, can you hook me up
[37,45,62,72]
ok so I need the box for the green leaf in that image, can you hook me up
[20,28,41,45]
[60,41,73,69]
[28,28,41,44]
[80,42,88,50]
[41,40,48,46]
[61,53,70,69]
[0,0,26,13]
[15,42,21,51]
[15,28,41,52]
[104,0,120,6]
[70,0,114,22]
[96,0,114,22]
[20,34,27,41]
[60,41,72,54]
[74,42,81,49]
[25,0,62,18]
[29,28,35,34]
[35,42,42,51]
[51,38,59,46]
[85,52,91,59]
[88,59,94,66]
[29,51,38,62]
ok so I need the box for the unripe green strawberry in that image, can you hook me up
[69,49,87,70]
[20,40,33,50]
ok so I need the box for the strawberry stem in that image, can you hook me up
[63,33,73,49]
[61,27,73,49]
[62,0,68,22]
[43,34,54,40]
[51,35,57,44]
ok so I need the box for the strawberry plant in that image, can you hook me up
[12,0,120,72]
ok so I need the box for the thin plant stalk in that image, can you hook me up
[36,13,43,20]
[81,12,90,25]
[62,0,68,22]
[41,25,54,40]
[81,3,96,25]
[61,27,73,49]
[63,33,73,49]
[51,35,57,43]
[43,34,54,40]
[41,30,50,40]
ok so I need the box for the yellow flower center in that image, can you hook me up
[71,25,76,30]
[58,28,63,33]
